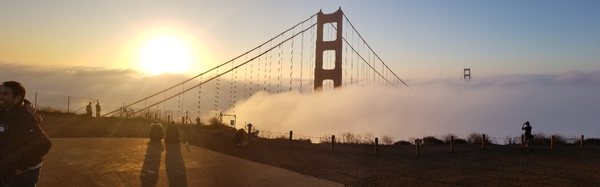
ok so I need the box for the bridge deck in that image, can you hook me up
[39,138,341,187]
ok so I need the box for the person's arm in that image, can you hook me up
[12,110,52,168]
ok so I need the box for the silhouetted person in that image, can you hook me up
[0,81,52,187]
[165,123,180,144]
[95,102,101,117]
[85,102,93,117]
[149,122,164,142]
[522,121,534,147]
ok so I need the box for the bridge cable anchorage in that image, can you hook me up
[129,23,317,115]
[342,13,410,89]
[102,13,318,117]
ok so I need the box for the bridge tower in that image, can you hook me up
[314,8,343,90]
[464,68,471,81]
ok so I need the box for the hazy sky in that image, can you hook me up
[1,1,599,80]
[1,1,599,139]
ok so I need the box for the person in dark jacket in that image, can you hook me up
[0,81,52,187]
[522,121,534,147]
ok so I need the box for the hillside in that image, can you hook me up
[39,112,600,186]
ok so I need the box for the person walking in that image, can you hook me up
[85,102,92,117]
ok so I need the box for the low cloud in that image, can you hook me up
[232,71,600,140]
[2,62,599,141]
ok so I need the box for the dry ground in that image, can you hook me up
[40,112,600,186]
[39,138,341,187]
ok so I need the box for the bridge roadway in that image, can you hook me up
[38,138,341,187]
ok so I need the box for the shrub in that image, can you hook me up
[363,133,375,144]
[442,134,455,144]
[232,129,247,145]
[319,136,332,143]
[209,117,223,126]
[422,136,444,145]
[454,138,468,144]
[504,136,519,145]
[441,134,467,144]
[584,138,600,145]
[381,136,395,145]
[467,133,491,144]
[393,140,412,146]
[533,133,547,145]
[297,138,312,144]
[550,134,568,145]
[340,132,362,144]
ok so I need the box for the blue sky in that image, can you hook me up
[0,0,599,80]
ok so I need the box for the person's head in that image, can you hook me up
[524,121,530,126]
[0,81,26,110]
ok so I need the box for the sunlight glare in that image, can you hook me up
[138,35,194,75]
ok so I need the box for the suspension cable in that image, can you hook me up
[103,13,318,117]
[342,13,410,88]
[130,23,317,115]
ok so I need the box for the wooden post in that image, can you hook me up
[550,135,554,150]
[34,92,38,109]
[331,135,336,153]
[580,135,584,149]
[289,131,293,146]
[375,137,379,155]
[247,125,252,138]
[481,134,486,149]
[450,136,455,152]
[67,96,70,113]
[415,139,421,156]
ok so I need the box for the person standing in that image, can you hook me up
[85,102,93,117]
[95,102,101,117]
[522,121,534,147]
[0,81,52,187]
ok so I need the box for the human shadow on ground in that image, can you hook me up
[140,141,163,187]
[165,143,188,187]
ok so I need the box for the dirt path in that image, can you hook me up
[38,138,342,187]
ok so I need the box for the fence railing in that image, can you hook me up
[249,129,597,155]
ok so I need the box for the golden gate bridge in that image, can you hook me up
[101,8,410,124]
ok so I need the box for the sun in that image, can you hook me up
[138,34,194,75]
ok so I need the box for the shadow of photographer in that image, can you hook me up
[165,143,188,187]
[140,141,163,187]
